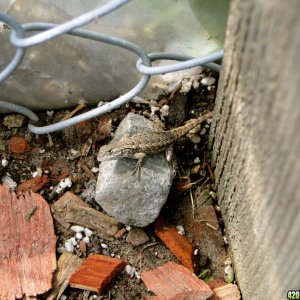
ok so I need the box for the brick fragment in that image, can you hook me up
[7,136,28,153]
[155,217,197,272]
[17,176,49,193]
[69,254,126,293]
[141,261,213,300]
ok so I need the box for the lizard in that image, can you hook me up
[97,111,213,175]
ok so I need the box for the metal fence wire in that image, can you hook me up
[0,0,223,135]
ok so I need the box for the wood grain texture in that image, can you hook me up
[0,184,57,299]
[210,1,300,298]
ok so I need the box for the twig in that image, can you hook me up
[139,242,160,270]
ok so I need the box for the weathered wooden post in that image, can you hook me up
[210,0,300,298]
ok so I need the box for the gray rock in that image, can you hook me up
[95,113,175,227]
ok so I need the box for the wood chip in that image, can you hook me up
[0,184,56,299]
[210,284,241,300]
[70,254,126,293]
[45,253,84,300]
[65,201,119,240]
[17,176,49,193]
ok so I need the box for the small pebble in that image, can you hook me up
[64,241,74,252]
[194,249,199,255]
[84,227,93,237]
[82,236,90,244]
[71,225,85,233]
[1,159,8,167]
[194,157,200,164]
[76,232,83,240]
[126,227,150,247]
[126,225,132,231]
[209,191,217,199]
[2,174,17,190]
[200,128,206,135]
[69,237,77,246]
[91,167,99,173]
[60,295,67,300]
[47,110,54,117]
[125,265,136,278]
[201,77,216,86]
[224,265,233,275]
[101,243,108,249]
[176,225,185,235]
[189,134,201,144]
[225,258,232,266]
[160,104,170,120]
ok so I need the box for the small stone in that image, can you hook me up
[91,167,99,173]
[60,295,67,300]
[201,77,216,86]
[2,174,17,190]
[125,265,136,278]
[84,227,93,237]
[126,227,150,247]
[1,159,8,167]
[200,128,206,135]
[189,134,201,144]
[176,225,185,236]
[64,240,74,252]
[83,236,90,244]
[69,237,77,246]
[100,243,108,249]
[194,157,200,164]
[69,149,80,160]
[71,225,85,233]
[3,114,26,128]
[76,232,83,240]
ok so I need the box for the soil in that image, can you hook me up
[0,70,231,300]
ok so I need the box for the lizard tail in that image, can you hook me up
[171,111,213,138]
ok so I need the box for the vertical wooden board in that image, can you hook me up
[0,185,57,299]
[210,0,300,298]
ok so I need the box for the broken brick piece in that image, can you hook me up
[69,254,126,293]
[209,284,241,300]
[141,261,213,300]
[155,217,197,272]
[6,136,28,153]
[0,184,56,299]
[17,176,49,193]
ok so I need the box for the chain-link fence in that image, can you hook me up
[0,0,223,134]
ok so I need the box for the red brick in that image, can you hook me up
[7,136,28,153]
[141,262,213,300]
[69,254,126,293]
[155,217,197,272]
[208,279,227,290]
[17,176,49,193]
[0,184,56,299]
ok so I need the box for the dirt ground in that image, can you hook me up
[0,70,232,299]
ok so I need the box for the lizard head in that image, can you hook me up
[97,143,133,162]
